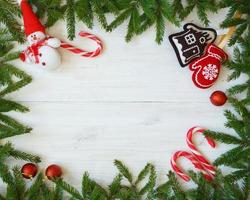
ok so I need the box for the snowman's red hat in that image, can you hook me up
[21,0,45,36]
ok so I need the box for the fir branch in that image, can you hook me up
[88,184,107,200]
[225,169,250,182]
[167,171,187,200]
[0,64,32,97]
[108,6,136,32]
[0,98,29,113]
[0,1,24,42]
[220,0,250,46]
[228,83,250,96]
[155,6,165,44]
[0,163,14,186]
[81,172,93,198]
[46,9,64,28]
[42,0,64,28]
[108,174,122,197]
[52,185,64,200]
[242,176,250,200]
[224,110,247,140]
[80,172,108,199]
[102,0,120,15]
[125,7,140,42]
[81,172,108,199]
[12,166,26,199]
[2,51,20,62]
[40,181,59,200]
[28,0,47,18]
[228,98,250,119]
[108,0,179,43]
[91,0,109,30]
[0,113,32,139]
[223,177,245,200]
[204,130,244,145]
[0,29,16,45]
[0,142,40,163]
[25,173,44,200]
[135,163,152,185]
[187,171,214,200]
[226,33,250,104]
[0,43,13,58]
[0,142,12,161]
[8,148,41,163]
[142,0,179,44]
[54,178,83,200]
[172,0,218,26]
[75,0,94,29]
[114,159,133,184]
[214,146,249,166]
[205,98,250,169]
[139,165,156,197]
[65,0,76,40]
[155,181,172,199]
[116,187,134,200]
[0,123,29,139]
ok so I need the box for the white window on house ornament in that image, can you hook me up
[185,34,196,45]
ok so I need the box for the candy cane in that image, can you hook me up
[60,32,103,58]
[186,127,216,176]
[171,151,213,182]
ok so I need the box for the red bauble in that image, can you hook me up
[210,91,227,106]
[21,163,38,179]
[45,164,62,180]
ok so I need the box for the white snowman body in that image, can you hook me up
[25,31,61,70]
[34,45,61,70]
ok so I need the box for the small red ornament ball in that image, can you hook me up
[210,91,227,106]
[21,163,38,179]
[45,164,62,180]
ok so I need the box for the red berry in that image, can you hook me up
[21,163,38,179]
[210,91,227,106]
[45,164,62,180]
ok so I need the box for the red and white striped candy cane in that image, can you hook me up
[171,151,213,182]
[60,32,103,58]
[186,126,216,176]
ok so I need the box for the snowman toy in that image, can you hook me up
[19,0,61,70]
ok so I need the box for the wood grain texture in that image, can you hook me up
[2,9,245,191]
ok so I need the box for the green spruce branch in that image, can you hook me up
[172,0,218,26]
[220,0,250,46]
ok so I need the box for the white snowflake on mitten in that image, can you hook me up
[202,64,219,80]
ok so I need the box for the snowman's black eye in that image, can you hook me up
[42,62,46,66]
[31,35,34,38]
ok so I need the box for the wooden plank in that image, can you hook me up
[7,101,232,187]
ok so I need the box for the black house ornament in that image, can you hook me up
[169,23,217,67]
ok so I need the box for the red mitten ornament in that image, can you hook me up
[189,44,228,89]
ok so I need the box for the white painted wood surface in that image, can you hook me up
[2,9,246,193]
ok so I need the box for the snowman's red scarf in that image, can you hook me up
[22,37,52,64]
